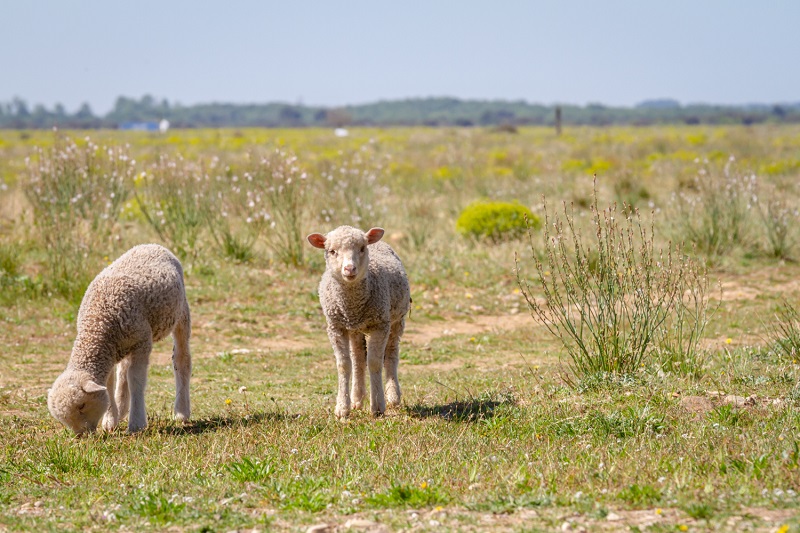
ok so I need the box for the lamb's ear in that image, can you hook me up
[365,227,385,245]
[307,233,327,249]
[82,381,107,394]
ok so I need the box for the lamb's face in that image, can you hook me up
[308,226,385,284]
[47,370,109,435]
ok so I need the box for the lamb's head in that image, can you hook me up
[47,369,108,435]
[307,226,385,283]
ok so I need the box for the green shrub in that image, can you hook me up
[456,200,539,243]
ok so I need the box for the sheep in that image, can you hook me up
[307,225,411,418]
[47,244,191,435]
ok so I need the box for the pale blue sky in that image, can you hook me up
[3,1,799,114]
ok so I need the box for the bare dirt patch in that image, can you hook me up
[404,312,532,346]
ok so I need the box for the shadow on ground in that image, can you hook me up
[158,411,288,435]
[406,396,514,422]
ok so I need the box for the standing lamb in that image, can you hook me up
[307,225,411,418]
[47,244,192,435]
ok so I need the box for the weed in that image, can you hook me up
[517,180,706,383]
[366,483,449,508]
[765,299,800,361]
[683,501,714,520]
[670,158,757,256]
[129,489,186,525]
[41,439,100,476]
[617,484,661,506]
[248,149,310,266]
[758,195,799,260]
[135,153,215,261]
[225,457,273,483]
[23,135,134,299]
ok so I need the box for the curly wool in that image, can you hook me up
[48,243,191,434]
[317,229,410,334]
[309,225,411,418]
[70,244,188,375]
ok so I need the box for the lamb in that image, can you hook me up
[307,225,411,418]
[47,244,192,435]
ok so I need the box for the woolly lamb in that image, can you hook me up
[47,244,191,435]
[308,225,411,418]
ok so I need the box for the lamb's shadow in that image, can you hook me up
[158,411,287,435]
[406,397,512,423]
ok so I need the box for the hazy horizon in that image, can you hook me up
[4,1,799,114]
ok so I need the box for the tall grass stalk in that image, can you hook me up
[516,181,703,383]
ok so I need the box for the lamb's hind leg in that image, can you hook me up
[172,309,192,423]
[384,319,404,408]
[349,332,366,409]
[101,362,119,431]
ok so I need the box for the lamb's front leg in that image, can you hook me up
[126,339,152,434]
[329,326,352,419]
[367,327,390,416]
[349,332,367,409]
[101,362,119,432]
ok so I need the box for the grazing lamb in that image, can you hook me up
[307,225,411,418]
[47,244,191,435]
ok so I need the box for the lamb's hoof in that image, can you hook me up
[101,415,119,433]
[352,400,363,410]
[173,412,190,424]
[335,405,351,420]
[386,393,401,408]
[127,421,147,434]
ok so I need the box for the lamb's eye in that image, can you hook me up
[328,249,337,256]
[78,403,86,411]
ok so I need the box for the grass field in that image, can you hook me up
[1,125,799,532]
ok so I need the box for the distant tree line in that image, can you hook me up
[2,95,799,129]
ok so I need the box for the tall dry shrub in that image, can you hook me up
[246,149,310,266]
[135,153,217,262]
[315,145,389,229]
[24,136,134,300]
[671,158,757,257]
[516,183,709,384]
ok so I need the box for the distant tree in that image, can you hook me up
[279,105,304,126]
[325,108,351,128]
[76,103,94,119]
[12,98,30,117]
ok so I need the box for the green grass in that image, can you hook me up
[1,125,800,530]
